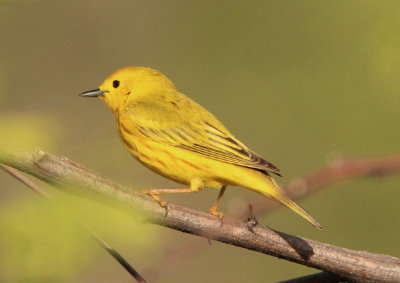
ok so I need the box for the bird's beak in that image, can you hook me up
[79,89,106,97]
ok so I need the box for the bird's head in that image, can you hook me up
[80,66,176,113]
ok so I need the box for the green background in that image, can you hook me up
[1,1,399,282]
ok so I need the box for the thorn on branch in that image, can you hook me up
[246,204,259,233]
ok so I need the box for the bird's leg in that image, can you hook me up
[142,179,204,213]
[142,179,205,216]
[141,187,195,217]
[209,185,227,220]
[141,187,193,207]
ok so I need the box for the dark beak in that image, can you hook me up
[79,89,106,97]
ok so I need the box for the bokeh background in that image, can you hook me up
[1,1,400,282]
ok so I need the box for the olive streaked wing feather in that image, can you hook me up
[127,100,281,175]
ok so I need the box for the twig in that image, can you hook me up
[88,227,147,283]
[0,164,51,198]
[0,163,147,283]
[0,148,399,282]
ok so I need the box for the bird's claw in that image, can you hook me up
[164,202,170,217]
[141,190,169,217]
[210,208,224,226]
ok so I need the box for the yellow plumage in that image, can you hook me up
[80,66,321,229]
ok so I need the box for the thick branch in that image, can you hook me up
[148,154,400,276]
[1,147,399,282]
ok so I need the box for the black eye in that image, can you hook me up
[113,80,120,88]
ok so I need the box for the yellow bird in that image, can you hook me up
[80,66,321,229]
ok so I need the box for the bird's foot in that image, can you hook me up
[210,207,224,226]
[141,190,168,216]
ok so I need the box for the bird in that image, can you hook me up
[80,66,321,229]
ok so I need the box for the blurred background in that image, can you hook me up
[1,0,399,282]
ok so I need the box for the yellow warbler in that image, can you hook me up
[80,67,321,229]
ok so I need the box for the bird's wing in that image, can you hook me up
[125,98,281,175]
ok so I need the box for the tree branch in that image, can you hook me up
[1,147,399,282]
[147,154,400,277]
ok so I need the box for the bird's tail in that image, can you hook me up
[263,177,322,229]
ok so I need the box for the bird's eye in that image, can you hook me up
[113,80,120,88]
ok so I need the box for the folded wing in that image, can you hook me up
[125,97,281,176]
